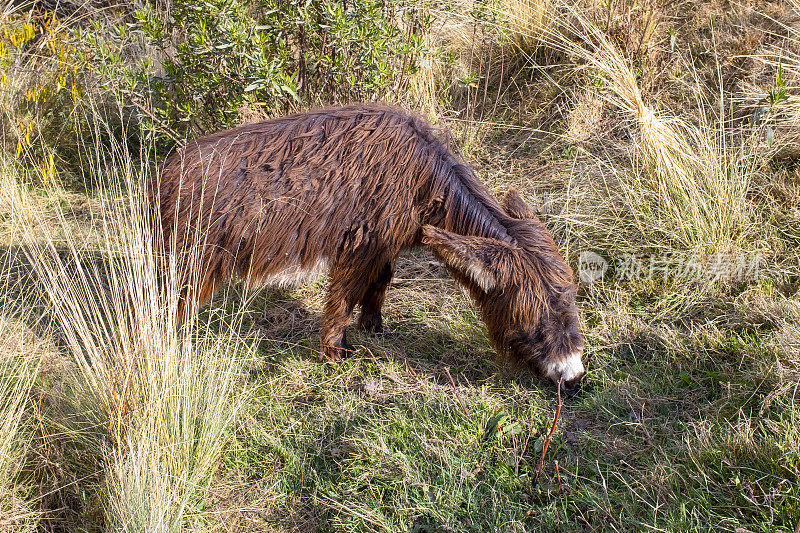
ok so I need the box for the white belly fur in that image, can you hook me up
[257,257,330,288]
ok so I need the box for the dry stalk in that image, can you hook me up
[554,460,562,492]
[533,377,563,486]
[444,366,468,416]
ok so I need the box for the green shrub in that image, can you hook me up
[129,0,431,145]
[0,13,85,186]
[2,1,433,181]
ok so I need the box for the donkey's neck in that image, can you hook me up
[427,162,514,243]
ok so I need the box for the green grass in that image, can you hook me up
[191,233,795,532]
[9,175,797,530]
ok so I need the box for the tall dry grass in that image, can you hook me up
[506,2,767,253]
[2,111,251,530]
[0,320,40,531]
[425,0,781,256]
[501,0,550,53]
[0,163,40,532]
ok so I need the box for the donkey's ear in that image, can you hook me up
[502,188,539,219]
[422,226,510,292]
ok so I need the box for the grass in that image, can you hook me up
[1,119,253,530]
[495,1,766,254]
[1,0,799,531]
[0,304,41,531]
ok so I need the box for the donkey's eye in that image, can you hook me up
[506,330,530,351]
[511,328,541,348]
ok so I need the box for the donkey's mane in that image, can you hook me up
[378,105,516,243]
[387,108,512,243]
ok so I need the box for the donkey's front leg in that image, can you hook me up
[321,265,363,361]
[358,261,394,334]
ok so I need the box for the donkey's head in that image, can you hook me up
[422,189,585,394]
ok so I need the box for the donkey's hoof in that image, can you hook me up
[358,313,388,335]
[322,339,354,361]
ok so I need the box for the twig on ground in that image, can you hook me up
[554,460,562,492]
[444,366,468,416]
[533,377,563,486]
[391,348,419,379]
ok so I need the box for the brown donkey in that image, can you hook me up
[156,104,585,392]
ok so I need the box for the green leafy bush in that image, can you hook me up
[2,1,433,180]
[1,13,86,186]
[132,0,431,143]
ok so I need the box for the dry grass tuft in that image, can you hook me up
[0,319,40,532]
[501,0,551,53]
[541,4,762,252]
[2,116,251,529]
[0,199,42,531]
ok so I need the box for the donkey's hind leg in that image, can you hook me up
[321,260,392,361]
[358,261,394,334]
[321,265,361,361]
[175,253,230,324]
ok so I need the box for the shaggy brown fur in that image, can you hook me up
[156,104,585,391]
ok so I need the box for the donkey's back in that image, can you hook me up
[160,104,436,267]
